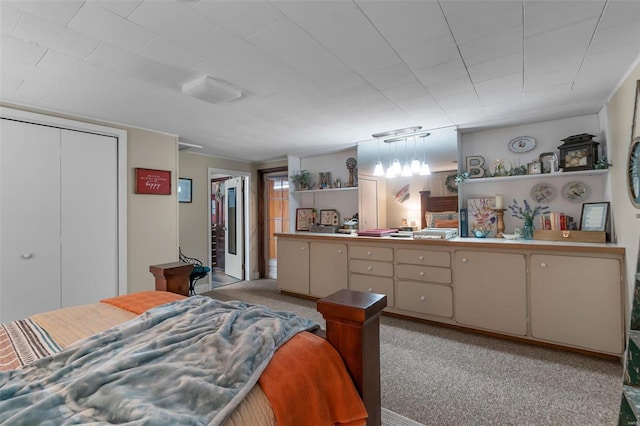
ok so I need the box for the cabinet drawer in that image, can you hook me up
[349,274,394,307]
[349,246,393,262]
[396,280,452,318]
[349,259,393,277]
[396,249,450,267]
[396,264,451,284]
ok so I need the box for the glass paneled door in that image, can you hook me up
[265,174,289,279]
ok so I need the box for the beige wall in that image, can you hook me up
[604,61,640,315]
[178,152,255,278]
[1,102,179,293]
[127,129,179,293]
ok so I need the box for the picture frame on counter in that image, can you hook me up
[580,202,610,232]
[295,208,314,231]
[320,209,339,226]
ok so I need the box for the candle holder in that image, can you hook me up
[494,208,506,237]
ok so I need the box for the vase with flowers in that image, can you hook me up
[507,199,549,240]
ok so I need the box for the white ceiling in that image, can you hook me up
[1,0,639,164]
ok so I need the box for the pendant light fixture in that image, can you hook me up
[410,136,421,173]
[401,139,412,176]
[419,133,432,175]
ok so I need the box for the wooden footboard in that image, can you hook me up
[150,263,387,426]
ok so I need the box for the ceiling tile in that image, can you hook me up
[381,81,430,103]
[524,0,605,37]
[192,28,262,66]
[525,18,598,60]
[84,43,155,78]
[93,0,143,18]
[396,34,460,71]
[276,1,400,74]
[468,53,522,83]
[589,21,640,54]
[128,1,217,46]
[1,34,47,66]
[356,0,450,47]
[67,3,155,52]
[139,65,201,91]
[194,1,284,38]
[474,72,523,105]
[13,13,99,59]
[3,0,83,26]
[362,63,418,91]
[444,1,522,45]
[458,26,522,66]
[525,68,576,92]
[1,5,22,35]
[135,36,206,69]
[415,58,469,87]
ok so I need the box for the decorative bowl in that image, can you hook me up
[502,233,519,240]
[473,229,490,238]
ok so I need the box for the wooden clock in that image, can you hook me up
[557,134,599,172]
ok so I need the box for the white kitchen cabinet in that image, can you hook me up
[530,254,623,354]
[310,242,348,297]
[276,239,310,294]
[396,280,453,318]
[454,250,527,335]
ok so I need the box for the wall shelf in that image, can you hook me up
[292,186,358,194]
[463,169,609,184]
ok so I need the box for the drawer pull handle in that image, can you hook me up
[300,247,305,251]
[420,296,426,301]
[419,271,425,276]
[419,255,424,260]
[540,263,547,268]
[22,253,33,259]
[367,288,373,292]
[462,258,468,263]
[367,251,372,256]
[338,249,343,253]
[367,266,373,271]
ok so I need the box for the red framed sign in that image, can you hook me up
[135,168,171,195]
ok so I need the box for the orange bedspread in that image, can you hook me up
[101,291,368,425]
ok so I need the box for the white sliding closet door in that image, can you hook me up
[61,130,118,307]
[1,119,62,321]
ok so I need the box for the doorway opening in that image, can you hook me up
[257,166,288,279]
[208,168,251,288]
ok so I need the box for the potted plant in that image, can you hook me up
[290,170,311,190]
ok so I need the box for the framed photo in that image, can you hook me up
[178,178,192,203]
[296,208,314,231]
[135,168,171,195]
[320,209,337,225]
[580,202,610,232]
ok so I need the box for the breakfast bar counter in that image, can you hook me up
[275,232,626,357]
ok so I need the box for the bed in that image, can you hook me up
[420,190,459,229]
[1,263,386,425]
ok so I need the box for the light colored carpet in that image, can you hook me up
[382,407,425,426]
[203,279,623,426]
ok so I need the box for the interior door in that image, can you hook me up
[1,119,62,322]
[224,177,244,280]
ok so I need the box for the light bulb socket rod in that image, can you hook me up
[384,132,430,143]
[372,126,422,139]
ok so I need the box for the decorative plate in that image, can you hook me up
[562,181,591,203]
[508,136,536,153]
[530,183,556,203]
[490,159,512,176]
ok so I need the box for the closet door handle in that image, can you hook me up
[22,253,33,259]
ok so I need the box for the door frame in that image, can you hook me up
[208,168,252,285]
[0,107,128,296]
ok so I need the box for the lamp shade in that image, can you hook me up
[373,161,385,176]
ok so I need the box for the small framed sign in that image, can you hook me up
[178,178,192,203]
[296,208,314,231]
[135,168,171,195]
[580,202,610,232]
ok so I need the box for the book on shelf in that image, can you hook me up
[539,213,574,231]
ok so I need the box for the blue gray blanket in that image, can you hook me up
[0,296,318,425]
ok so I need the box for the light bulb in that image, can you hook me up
[392,159,402,174]
[385,166,396,178]
[373,161,385,176]
[401,163,412,177]
[419,163,431,175]
[410,158,421,173]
